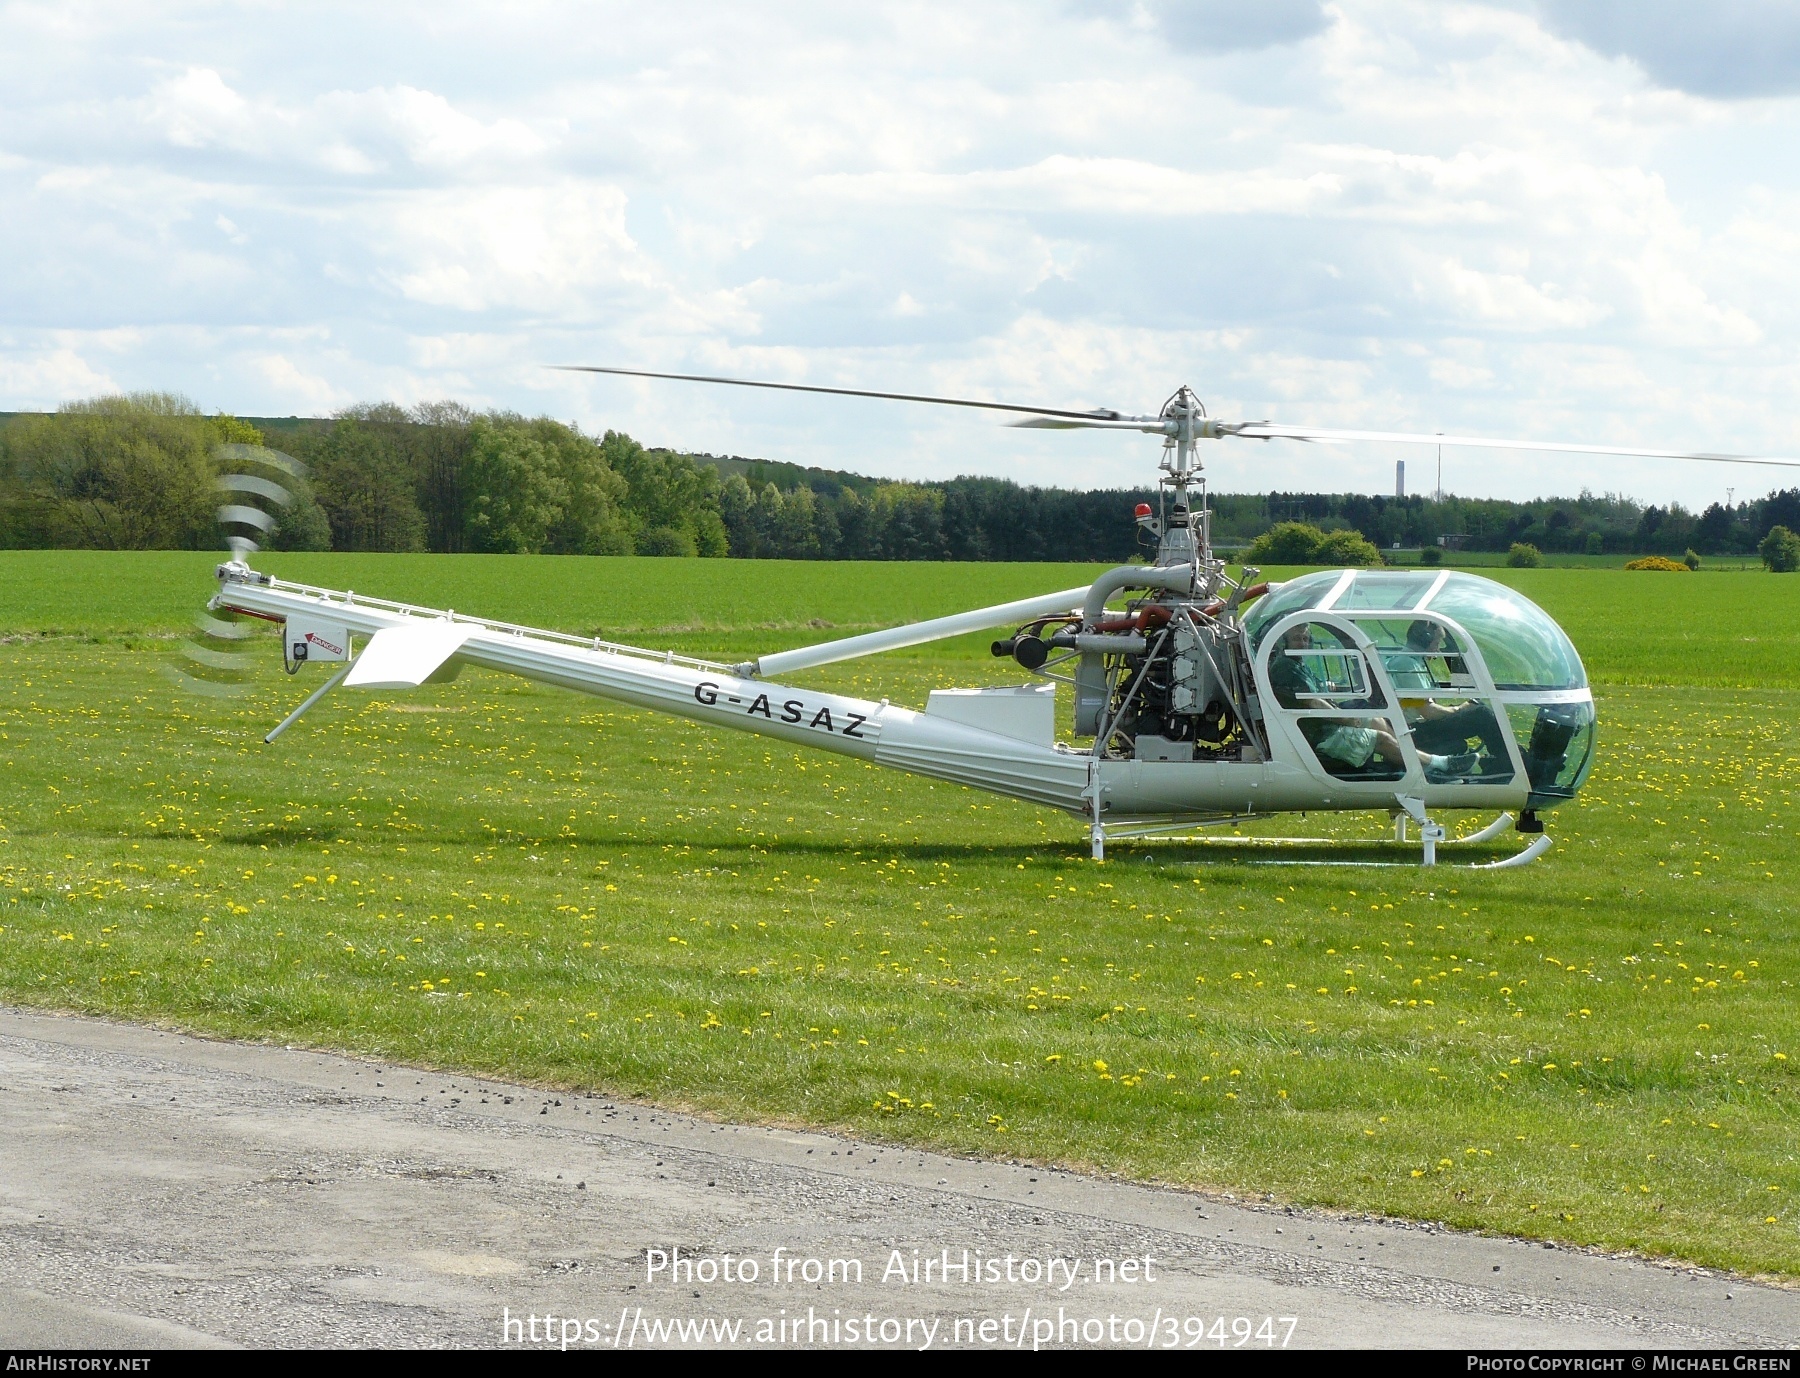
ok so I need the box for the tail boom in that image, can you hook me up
[213,567,1089,813]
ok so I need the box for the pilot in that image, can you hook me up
[1266,621,1323,709]
[1393,620,1507,763]
[1270,622,1386,707]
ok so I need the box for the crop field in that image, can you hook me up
[2,550,1798,1276]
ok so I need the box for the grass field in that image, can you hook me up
[2,547,1790,687]
[0,550,1111,643]
[1375,552,1769,572]
[2,551,1798,1277]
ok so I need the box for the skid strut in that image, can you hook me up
[264,661,354,743]
[1088,761,1105,862]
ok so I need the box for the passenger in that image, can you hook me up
[1311,721,1401,774]
[1385,619,1457,690]
[1395,620,1508,761]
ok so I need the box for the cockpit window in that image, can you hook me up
[1325,571,1440,612]
[1506,701,1596,798]
[1418,574,1586,691]
[1243,571,1343,651]
[1356,617,1479,693]
[1264,621,1387,710]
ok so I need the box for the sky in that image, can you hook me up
[5,0,1800,508]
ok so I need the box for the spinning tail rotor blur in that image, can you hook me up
[164,443,306,699]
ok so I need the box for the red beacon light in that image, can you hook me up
[1133,503,1153,519]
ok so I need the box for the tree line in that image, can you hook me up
[3,393,1796,561]
[1246,487,1800,558]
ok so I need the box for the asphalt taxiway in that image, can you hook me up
[1,1006,1793,1349]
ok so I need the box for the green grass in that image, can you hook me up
[8,549,1794,690]
[2,552,1799,1276]
[0,549,1110,641]
[1376,552,1769,571]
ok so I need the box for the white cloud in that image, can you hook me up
[139,67,549,176]
[1533,0,1800,99]
[376,183,641,312]
[145,67,251,149]
[251,354,348,413]
[1426,354,1496,390]
[0,342,118,406]
[1425,257,1609,331]
[810,156,1348,218]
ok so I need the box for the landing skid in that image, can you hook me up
[1096,811,1553,869]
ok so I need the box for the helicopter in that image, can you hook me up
[182,370,1800,868]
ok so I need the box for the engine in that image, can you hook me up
[1110,614,1241,760]
[993,599,1262,764]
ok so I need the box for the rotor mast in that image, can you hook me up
[1155,385,1221,591]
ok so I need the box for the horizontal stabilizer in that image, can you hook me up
[344,623,472,688]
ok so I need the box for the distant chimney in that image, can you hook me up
[1396,460,1405,499]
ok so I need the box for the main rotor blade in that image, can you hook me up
[1230,422,1800,470]
[1010,416,1171,433]
[559,364,1800,469]
[557,365,1149,424]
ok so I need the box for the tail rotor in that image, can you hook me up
[214,443,307,566]
[164,443,307,697]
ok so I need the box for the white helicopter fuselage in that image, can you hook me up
[212,564,1567,838]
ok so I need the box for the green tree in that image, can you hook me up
[267,471,333,551]
[1760,525,1800,573]
[691,506,730,558]
[465,418,568,554]
[835,487,873,555]
[1244,521,1327,564]
[1507,542,1543,568]
[753,482,786,555]
[776,483,822,558]
[637,525,697,557]
[409,401,476,552]
[310,419,426,552]
[603,435,726,556]
[718,473,759,556]
[543,421,633,556]
[0,393,229,549]
[811,490,841,558]
[460,414,636,556]
[870,483,947,560]
[1313,528,1382,567]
